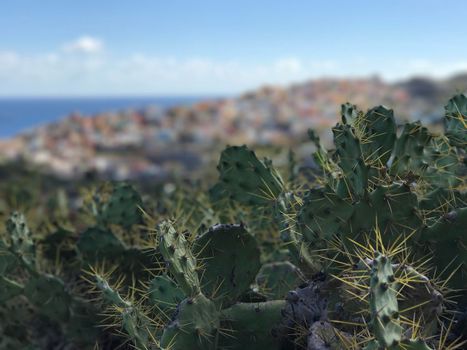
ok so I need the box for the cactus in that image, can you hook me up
[160,293,220,350]
[363,253,433,350]
[94,273,151,349]
[332,123,369,198]
[148,274,185,313]
[77,226,126,262]
[158,220,201,296]
[256,261,304,299]
[368,253,402,347]
[6,211,35,269]
[298,186,353,242]
[219,300,285,350]
[218,145,284,206]
[24,274,72,322]
[0,275,23,302]
[444,93,467,148]
[98,182,143,228]
[193,223,261,307]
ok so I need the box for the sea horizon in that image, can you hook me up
[0,95,224,138]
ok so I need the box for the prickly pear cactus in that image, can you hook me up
[148,274,185,313]
[219,300,285,350]
[0,276,23,302]
[256,261,304,300]
[368,253,402,347]
[98,182,143,228]
[444,93,467,147]
[77,226,126,262]
[218,145,284,206]
[332,123,369,198]
[24,274,72,322]
[160,293,220,350]
[193,224,261,307]
[158,220,201,296]
[298,186,353,242]
[6,212,35,268]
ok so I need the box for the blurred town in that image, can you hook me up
[1,74,466,180]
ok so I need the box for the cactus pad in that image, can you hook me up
[256,261,304,300]
[444,93,467,148]
[160,293,219,350]
[368,253,402,347]
[148,274,185,313]
[99,182,143,228]
[77,226,126,262]
[158,220,200,296]
[24,274,72,322]
[193,224,261,307]
[298,187,353,242]
[218,145,284,206]
[332,124,369,198]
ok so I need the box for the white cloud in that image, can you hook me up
[0,45,466,95]
[62,36,103,54]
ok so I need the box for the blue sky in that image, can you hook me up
[1,0,466,96]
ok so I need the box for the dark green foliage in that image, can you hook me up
[98,182,143,228]
[298,186,353,242]
[6,211,35,267]
[219,300,285,350]
[444,93,467,147]
[158,220,201,296]
[368,253,402,347]
[332,124,369,198]
[77,226,126,262]
[218,145,284,206]
[193,224,261,307]
[256,261,304,299]
[24,274,72,322]
[0,276,23,302]
[148,274,185,313]
[360,105,397,166]
[160,293,219,350]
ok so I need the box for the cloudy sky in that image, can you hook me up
[1,0,466,96]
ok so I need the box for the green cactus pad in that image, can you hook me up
[24,274,72,322]
[94,274,150,349]
[332,124,369,198]
[0,240,17,275]
[219,300,285,350]
[99,182,143,228]
[148,274,185,313]
[361,106,397,165]
[158,220,200,296]
[444,93,467,148]
[388,122,460,187]
[6,212,35,268]
[298,186,353,242]
[422,207,467,242]
[40,227,76,262]
[256,261,304,300]
[77,226,126,262]
[217,145,284,206]
[369,253,402,347]
[193,224,261,307]
[160,293,219,350]
[341,102,359,125]
[0,276,23,302]
[369,183,422,238]
[421,207,467,289]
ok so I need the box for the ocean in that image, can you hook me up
[0,96,214,138]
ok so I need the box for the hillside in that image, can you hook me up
[0,74,465,180]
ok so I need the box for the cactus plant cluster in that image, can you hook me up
[0,94,465,349]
